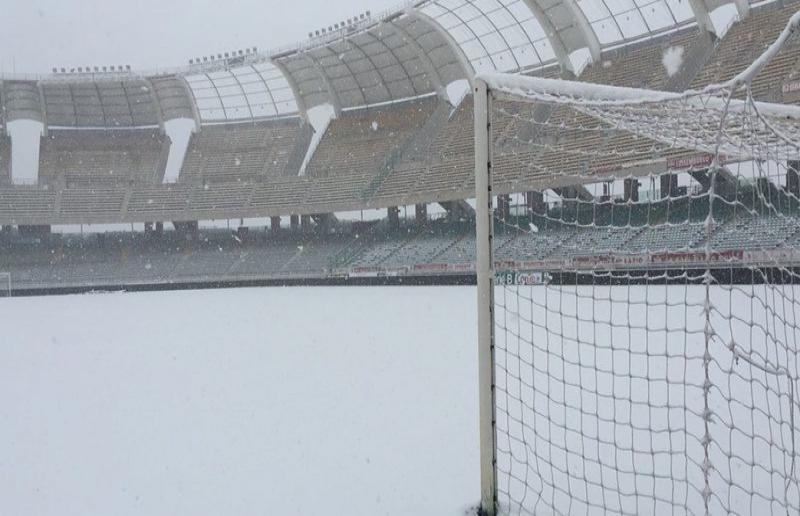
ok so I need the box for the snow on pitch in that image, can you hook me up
[2,284,794,514]
[0,287,478,516]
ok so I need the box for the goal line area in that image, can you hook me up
[473,11,800,516]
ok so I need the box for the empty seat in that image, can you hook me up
[39,129,168,187]
[180,118,311,184]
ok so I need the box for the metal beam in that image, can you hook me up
[300,52,343,115]
[176,75,203,132]
[688,0,716,34]
[421,0,529,73]
[142,77,166,131]
[387,19,447,100]
[337,34,394,105]
[558,0,601,61]
[228,70,256,120]
[521,0,574,73]
[405,8,476,85]
[734,0,751,19]
[270,58,308,121]
[36,81,49,132]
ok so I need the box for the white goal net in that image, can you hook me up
[474,12,800,516]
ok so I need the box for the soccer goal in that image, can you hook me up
[474,12,800,516]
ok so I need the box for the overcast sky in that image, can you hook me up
[0,0,401,74]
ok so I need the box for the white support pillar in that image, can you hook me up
[474,78,496,516]
[270,58,309,122]
[521,0,575,73]
[688,0,716,35]
[734,0,751,19]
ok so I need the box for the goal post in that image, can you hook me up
[474,17,800,512]
[474,77,497,515]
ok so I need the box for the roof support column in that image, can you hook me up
[303,53,343,116]
[734,0,750,19]
[521,0,575,73]
[177,75,203,132]
[36,82,49,136]
[143,78,166,131]
[270,59,309,121]
[688,0,716,35]
[558,0,601,62]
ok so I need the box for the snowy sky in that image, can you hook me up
[0,0,401,74]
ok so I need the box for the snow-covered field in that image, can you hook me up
[2,284,798,515]
[0,287,479,516]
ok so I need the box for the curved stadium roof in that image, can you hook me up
[184,62,299,122]
[0,0,758,126]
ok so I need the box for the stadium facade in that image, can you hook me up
[1,0,800,294]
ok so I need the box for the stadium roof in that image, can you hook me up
[0,0,764,124]
[273,10,469,111]
[40,79,160,128]
[184,63,299,122]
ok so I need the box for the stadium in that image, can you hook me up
[2,0,800,515]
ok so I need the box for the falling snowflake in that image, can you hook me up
[662,46,684,78]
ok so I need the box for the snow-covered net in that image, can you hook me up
[478,11,800,516]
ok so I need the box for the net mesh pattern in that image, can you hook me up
[484,12,800,516]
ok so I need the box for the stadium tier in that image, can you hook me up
[691,1,800,100]
[2,210,800,290]
[39,129,169,188]
[0,1,798,225]
[180,118,311,184]
[0,134,10,186]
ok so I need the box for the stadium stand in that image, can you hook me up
[707,215,800,250]
[305,97,439,204]
[372,95,475,204]
[179,118,312,184]
[625,221,708,253]
[306,98,437,178]
[126,183,191,215]
[435,233,476,265]
[691,1,800,100]
[60,187,127,218]
[581,28,712,91]
[0,208,799,291]
[0,134,10,185]
[38,129,169,187]
[1,0,799,293]
[0,187,56,222]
